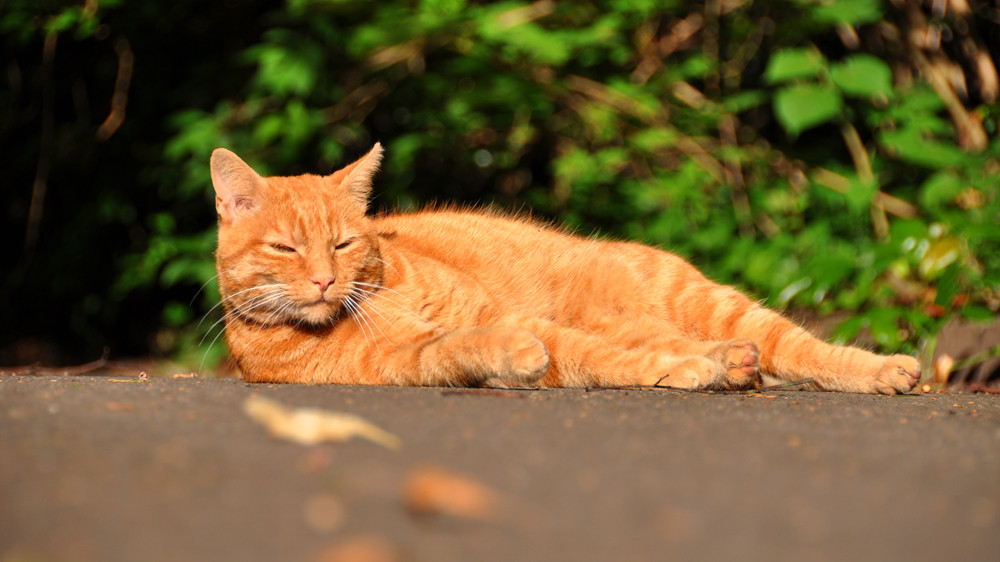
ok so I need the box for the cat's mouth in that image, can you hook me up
[298,294,345,323]
[292,301,337,327]
[305,297,340,314]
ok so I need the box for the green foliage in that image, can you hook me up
[3,0,998,372]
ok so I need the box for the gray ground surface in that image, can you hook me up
[2,374,999,562]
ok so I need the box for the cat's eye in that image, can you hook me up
[335,239,354,250]
[270,243,296,253]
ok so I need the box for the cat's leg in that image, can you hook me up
[579,313,761,389]
[643,251,920,394]
[500,316,731,390]
[650,337,761,390]
[378,326,551,387]
[624,336,761,390]
[730,308,919,394]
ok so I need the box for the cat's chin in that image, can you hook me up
[293,302,342,328]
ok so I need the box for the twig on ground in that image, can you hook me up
[0,347,110,376]
[759,378,816,391]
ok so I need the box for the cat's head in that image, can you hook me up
[211,144,384,328]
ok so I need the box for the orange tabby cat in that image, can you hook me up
[211,143,920,394]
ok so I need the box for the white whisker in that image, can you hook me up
[351,295,398,351]
[350,283,427,325]
[253,299,292,338]
[197,283,285,330]
[197,287,285,349]
[344,295,378,352]
[373,256,399,275]
[199,327,229,373]
[351,281,417,305]
[189,268,231,306]
[350,291,404,337]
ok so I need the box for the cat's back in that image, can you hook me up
[371,208,670,309]
[373,207,584,265]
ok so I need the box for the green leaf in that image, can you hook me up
[475,5,574,66]
[629,128,678,152]
[502,24,573,66]
[919,171,963,210]
[163,301,194,327]
[722,90,768,113]
[962,306,997,322]
[243,30,322,97]
[773,83,843,135]
[809,0,883,26]
[831,55,892,98]
[672,53,711,80]
[889,219,929,247]
[866,307,904,349]
[830,315,865,344]
[807,249,857,289]
[764,48,827,84]
[934,264,961,306]
[879,126,966,168]
[890,85,946,120]
[776,277,813,307]
[44,8,83,34]
[253,114,284,145]
[844,175,878,213]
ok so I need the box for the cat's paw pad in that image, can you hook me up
[722,339,759,387]
[649,357,718,389]
[873,355,920,395]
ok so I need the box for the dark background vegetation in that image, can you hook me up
[3,0,998,379]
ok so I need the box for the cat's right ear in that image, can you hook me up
[211,149,265,224]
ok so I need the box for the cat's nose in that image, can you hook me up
[311,275,335,293]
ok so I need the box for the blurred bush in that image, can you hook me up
[3,0,998,370]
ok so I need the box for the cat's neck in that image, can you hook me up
[223,317,327,382]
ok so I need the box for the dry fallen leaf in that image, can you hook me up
[402,465,499,520]
[242,395,400,449]
[933,354,954,384]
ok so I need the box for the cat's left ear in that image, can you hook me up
[336,142,383,209]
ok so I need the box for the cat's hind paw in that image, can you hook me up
[722,339,760,389]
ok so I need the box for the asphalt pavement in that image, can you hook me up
[2,374,998,562]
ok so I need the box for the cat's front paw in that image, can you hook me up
[492,327,550,384]
[872,355,921,395]
[645,356,719,389]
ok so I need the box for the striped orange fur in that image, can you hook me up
[211,144,920,394]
